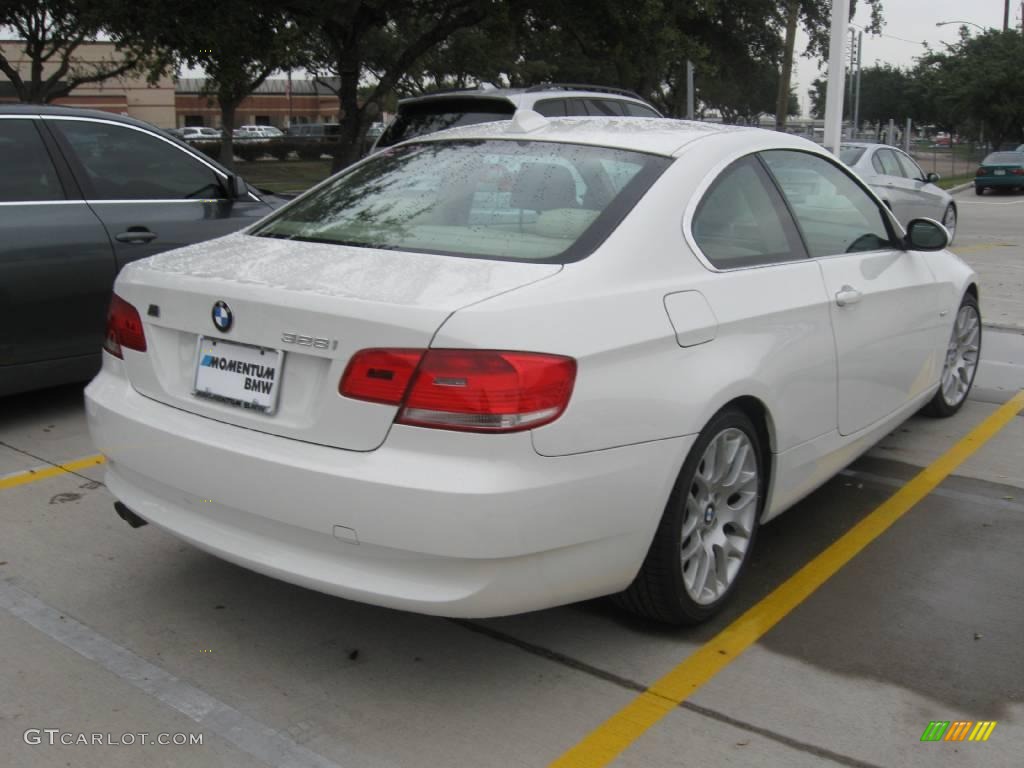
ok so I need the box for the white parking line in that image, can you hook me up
[957,199,1024,206]
[0,580,377,768]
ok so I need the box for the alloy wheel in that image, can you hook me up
[940,304,981,408]
[680,428,759,605]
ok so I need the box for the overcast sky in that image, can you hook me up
[792,0,1021,116]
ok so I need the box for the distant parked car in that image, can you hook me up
[840,142,958,242]
[0,105,288,396]
[974,151,1024,195]
[233,125,280,142]
[180,126,223,142]
[372,84,663,152]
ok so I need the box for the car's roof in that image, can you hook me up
[0,103,167,131]
[410,114,811,158]
[841,142,885,149]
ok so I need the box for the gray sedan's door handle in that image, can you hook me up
[836,285,862,307]
[115,228,157,244]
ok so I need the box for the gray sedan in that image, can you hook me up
[840,142,957,242]
[0,105,287,397]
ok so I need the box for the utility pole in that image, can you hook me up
[853,31,863,138]
[686,61,695,120]
[823,0,851,154]
[1005,0,1010,31]
[846,28,856,135]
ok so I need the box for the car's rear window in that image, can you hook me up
[253,139,670,263]
[982,152,1024,165]
[376,98,515,148]
[839,146,865,165]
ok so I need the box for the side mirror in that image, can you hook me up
[925,171,941,184]
[228,174,249,199]
[905,218,949,251]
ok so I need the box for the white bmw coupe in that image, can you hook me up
[86,113,980,624]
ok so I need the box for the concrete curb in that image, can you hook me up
[947,181,975,194]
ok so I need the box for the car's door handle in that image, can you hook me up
[835,286,862,307]
[115,228,157,244]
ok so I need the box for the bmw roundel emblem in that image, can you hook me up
[212,301,233,332]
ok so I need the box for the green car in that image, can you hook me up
[975,151,1024,195]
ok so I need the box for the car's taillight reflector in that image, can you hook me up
[339,348,577,433]
[340,349,423,404]
[103,293,146,358]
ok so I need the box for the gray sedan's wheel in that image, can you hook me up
[942,204,957,243]
[924,293,981,417]
[616,408,764,624]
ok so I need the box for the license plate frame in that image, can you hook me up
[192,336,285,415]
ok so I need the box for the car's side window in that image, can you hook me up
[874,148,904,177]
[0,119,65,202]
[534,99,567,117]
[563,100,589,116]
[52,120,226,201]
[623,102,660,117]
[691,155,806,269]
[894,150,924,181]
[584,99,626,116]
[760,150,896,257]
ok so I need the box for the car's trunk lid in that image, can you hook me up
[115,233,560,451]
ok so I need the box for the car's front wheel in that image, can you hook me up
[924,293,981,417]
[616,407,764,624]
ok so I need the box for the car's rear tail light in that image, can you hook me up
[976,167,986,176]
[103,293,147,358]
[340,349,577,433]
[1011,168,1024,176]
[340,349,423,404]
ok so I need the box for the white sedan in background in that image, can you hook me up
[840,142,959,242]
[87,114,980,625]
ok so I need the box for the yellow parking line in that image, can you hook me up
[0,454,106,491]
[550,389,1024,768]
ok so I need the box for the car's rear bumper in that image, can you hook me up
[975,177,1023,188]
[85,359,690,617]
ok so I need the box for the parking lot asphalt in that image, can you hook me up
[950,187,1024,332]
[2,191,1023,767]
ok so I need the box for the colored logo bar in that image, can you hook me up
[921,721,997,742]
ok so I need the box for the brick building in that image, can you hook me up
[175,77,340,129]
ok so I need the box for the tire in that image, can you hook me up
[615,407,765,625]
[974,186,984,196]
[941,204,957,243]
[923,293,981,418]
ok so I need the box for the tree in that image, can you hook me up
[289,0,492,171]
[111,1,298,169]
[0,0,165,103]
[774,0,884,131]
[810,63,910,132]
[913,30,1024,149]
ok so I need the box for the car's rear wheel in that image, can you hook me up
[616,408,764,624]
[975,186,985,196]
[924,293,981,417]
[942,204,957,242]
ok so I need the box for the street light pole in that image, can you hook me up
[823,0,851,154]
[935,20,988,33]
[853,31,863,138]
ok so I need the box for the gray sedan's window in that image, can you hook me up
[53,120,225,201]
[692,156,805,269]
[253,139,669,263]
[839,146,865,165]
[874,148,903,177]
[0,120,64,202]
[895,151,924,181]
[761,150,895,257]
